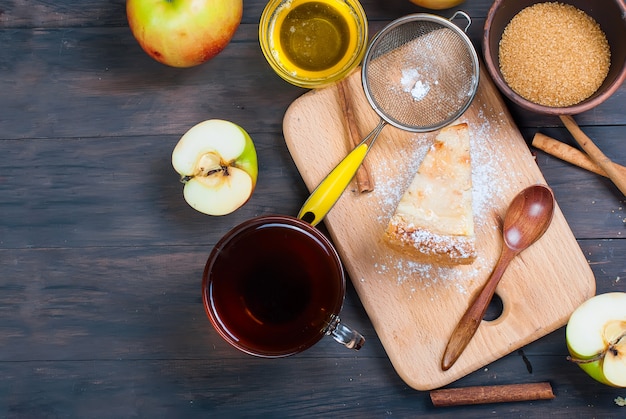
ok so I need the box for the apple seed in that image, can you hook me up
[180,152,231,184]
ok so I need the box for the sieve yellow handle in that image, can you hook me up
[298,142,369,226]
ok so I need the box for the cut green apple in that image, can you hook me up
[566,292,626,387]
[172,119,258,216]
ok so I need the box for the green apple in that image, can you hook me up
[566,292,626,387]
[126,0,242,68]
[172,119,258,215]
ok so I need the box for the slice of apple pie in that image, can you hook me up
[385,122,476,265]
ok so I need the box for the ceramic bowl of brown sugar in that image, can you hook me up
[483,0,626,115]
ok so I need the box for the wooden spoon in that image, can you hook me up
[441,185,555,371]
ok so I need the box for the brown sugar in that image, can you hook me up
[498,2,610,108]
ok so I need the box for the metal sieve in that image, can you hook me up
[299,12,480,226]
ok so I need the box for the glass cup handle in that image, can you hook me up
[326,315,365,350]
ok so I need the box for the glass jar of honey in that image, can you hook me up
[260,0,368,88]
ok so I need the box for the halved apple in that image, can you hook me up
[172,119,258,216]
[566,292,626,387]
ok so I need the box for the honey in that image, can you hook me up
[269,0,361,80]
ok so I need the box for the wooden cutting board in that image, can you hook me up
[282,65,596,390]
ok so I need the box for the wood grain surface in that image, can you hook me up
[1,0,625,417]
[283,65,596,389]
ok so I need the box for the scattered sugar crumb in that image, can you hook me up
[615,396,626,407]
[401,68,431,101]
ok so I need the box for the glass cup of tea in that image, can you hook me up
[202,215,365,357]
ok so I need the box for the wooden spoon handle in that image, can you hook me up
[560,115,626,196]
[441,249,516,371]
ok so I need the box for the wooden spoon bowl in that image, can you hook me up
[441,185,556,371]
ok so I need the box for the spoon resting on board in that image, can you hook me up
[441,184,556,371]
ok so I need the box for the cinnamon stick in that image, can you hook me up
[337,79,374,193]
[532,133,607,176]
[430,382,555,407]
[532,133,626,179]
[559,114,626,196]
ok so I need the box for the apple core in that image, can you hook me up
[172,120,258,216]
[566,292,626,387]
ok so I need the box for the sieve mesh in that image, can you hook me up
[362,15,479,132]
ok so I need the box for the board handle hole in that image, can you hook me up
[483,293,504,321]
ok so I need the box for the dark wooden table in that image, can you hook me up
[1,0,625,417]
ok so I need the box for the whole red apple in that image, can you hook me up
[126,0,243,68]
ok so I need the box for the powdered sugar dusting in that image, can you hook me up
[368,102,508,294]
[471,107,506,228]
[376,143,428,222]
[401,68,433,101]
